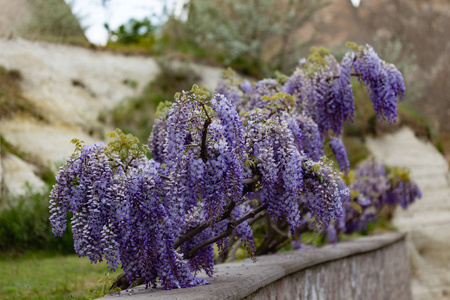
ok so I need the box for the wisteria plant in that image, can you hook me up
[49,43,421,291]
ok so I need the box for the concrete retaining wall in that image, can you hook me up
[103,232,410,300]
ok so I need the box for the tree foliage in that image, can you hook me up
[179,0,328,75]
[105,18,156,46]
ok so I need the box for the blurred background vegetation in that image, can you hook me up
[0,0,448,298]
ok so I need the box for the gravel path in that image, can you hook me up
[367,127,450,299]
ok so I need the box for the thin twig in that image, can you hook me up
[249,211,265,226]
[200,118,211,163]
[270,222,288,238]
[225,238,242,262]
[242,177,259,185]
[272,237,291,253]
[255,215,277,256]
[199,102,212,163]
[160,174,171,181]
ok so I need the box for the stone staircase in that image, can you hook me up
[366,127,450,299]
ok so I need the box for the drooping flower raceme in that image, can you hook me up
[301,159,346,230]
[246,115,304,230]
[215,79,241,107]
[50,142,208,289]
[353,45,405,123]
[148,114,167,163]
[329,137,350,175]
[339,159,421,235]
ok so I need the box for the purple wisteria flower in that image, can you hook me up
[240,80,253,94]
[353,45,405,123]
[148,115,167,163]
[215,79,241,107]
[329,137,350,175]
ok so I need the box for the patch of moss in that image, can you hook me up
[343,137,371,167]
[0,66,45,121]
[438,131,450,165]
[110,59,200,143]
[397,103,433,140]
[0,135,15,155]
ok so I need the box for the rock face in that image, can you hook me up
[0,0,32,38]
[0,38,224,196]
[0,153,46,197]
[366,127,450,299]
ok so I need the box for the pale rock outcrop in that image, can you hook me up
[0,153,46,197]
[0,38,223,196]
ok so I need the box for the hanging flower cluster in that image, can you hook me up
[325,158,421,240]
[50,43,414,291]
[50,138,208,289]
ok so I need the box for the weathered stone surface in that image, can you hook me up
[101,233,410,300]
[367,127,450,300]
[0,116,99,169]
[0,153,46,197]
[0,38,161,128]
[0,0,85,41]
[0,38,224,195]
[0,0,32,38]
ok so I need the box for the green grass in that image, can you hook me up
[0,252,112,300]
[0,163,119,299]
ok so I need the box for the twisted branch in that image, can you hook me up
[184,204,267,260]
[174,175,260,248]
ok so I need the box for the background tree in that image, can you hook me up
[104,18,156,46]
[177,0,328,76]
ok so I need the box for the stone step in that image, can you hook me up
[415,188,450,204]
[393,212,450,229]
[414,178,450,189]
[371,158,448,171]
[366,128,450,300]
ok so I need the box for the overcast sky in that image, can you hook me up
[351,0,360,7]
[65,0,185,45]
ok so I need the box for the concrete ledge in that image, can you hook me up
[103,232,410,299]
